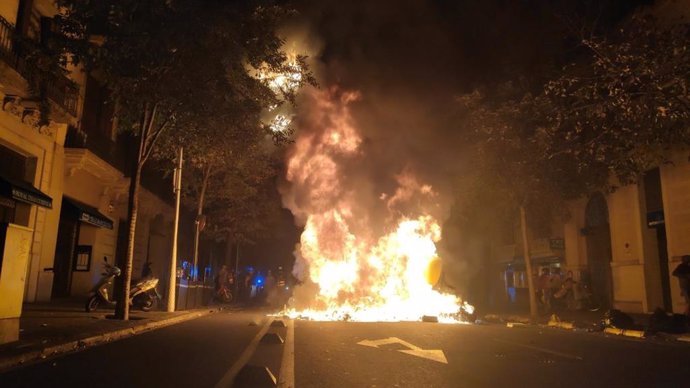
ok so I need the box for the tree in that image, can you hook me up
[203,160,285,245]
[455,87,597,318]
[543,15,690,184]
[154,56,314,279]
[155,115,282,277]
[55,0,311,319]
[456,14,690,318]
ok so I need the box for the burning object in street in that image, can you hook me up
[280,88,473,323]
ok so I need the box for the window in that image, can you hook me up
[73,245,92,272]
[82,75,115,139]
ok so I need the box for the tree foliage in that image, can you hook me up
[544,15,690,184]
[454,10,690,316]
[456,88,591,235]
[53,0,314,318]
[458,14,690,234]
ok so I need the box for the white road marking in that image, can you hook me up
[398,348,448,364]
[214,317,272,388]
[278,319,295,388]
[493,338,583,361]
[357,337,448,364]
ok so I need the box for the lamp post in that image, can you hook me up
[167,147,183,312]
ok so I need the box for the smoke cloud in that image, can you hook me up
[280,0,621,302]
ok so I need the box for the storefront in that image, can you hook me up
[51,196,113,297]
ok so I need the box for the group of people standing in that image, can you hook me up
[534,255,690,316]
[537,267,579,312]
[213,265,289,307]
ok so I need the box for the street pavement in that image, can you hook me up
[0,301,211,368]
[1,309,688,388]
[295,320,689,388]
[0,310,266,388]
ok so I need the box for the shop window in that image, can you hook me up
[73,245,92,272]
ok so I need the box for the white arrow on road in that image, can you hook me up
[357,337,448,364]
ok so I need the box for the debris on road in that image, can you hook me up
[547,314,574,330]
[603,327,646,338]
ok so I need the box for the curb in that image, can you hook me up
[0,308,219,373]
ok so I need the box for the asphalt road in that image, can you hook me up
[1,310,689,388]
[0,310,267,388]
[295,320,690,388]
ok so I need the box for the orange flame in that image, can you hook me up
[283,88,472,322]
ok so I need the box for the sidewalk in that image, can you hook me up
[0,299,221,372]
[481,307,690,342]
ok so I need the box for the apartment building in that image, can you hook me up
[0,0,174,344]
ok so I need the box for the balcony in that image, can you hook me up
[65,126,174,205]
[65,126,130,173]
[0,15,79,117]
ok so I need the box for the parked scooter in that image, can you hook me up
[85,257,161,312]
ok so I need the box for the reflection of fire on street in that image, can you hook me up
[280,88,474,323]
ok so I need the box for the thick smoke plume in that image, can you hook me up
[279,0,579,303]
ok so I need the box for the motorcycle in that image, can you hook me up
[85,257,162,312]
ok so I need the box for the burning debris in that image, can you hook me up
[280,88,473,323]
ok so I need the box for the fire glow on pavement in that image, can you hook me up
[281,88,473,323]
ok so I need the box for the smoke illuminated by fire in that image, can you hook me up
[281,88,473,322]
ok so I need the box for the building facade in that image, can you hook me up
[486,0,690,316]
[0,0,174,344]
[561,154,690,315]
[490,159,690,315]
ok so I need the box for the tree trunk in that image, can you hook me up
[520,205,538,319]
[192,164,212,280]
[115,142,145,320]
[113,103,168,319]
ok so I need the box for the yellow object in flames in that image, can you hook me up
[424,256,442,286]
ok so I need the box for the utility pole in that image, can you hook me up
[520,205,538,319]
[167,147,183,312]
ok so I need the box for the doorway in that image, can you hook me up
[643,168,672,311]
[52,211,80,297]
[585,192,613,309]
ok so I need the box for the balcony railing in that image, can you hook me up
[0,15,79,117]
